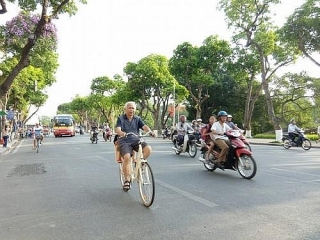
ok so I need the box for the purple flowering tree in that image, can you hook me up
[0,0,86,97]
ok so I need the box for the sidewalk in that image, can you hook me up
[0,138,22,155]
[248,138,320,148]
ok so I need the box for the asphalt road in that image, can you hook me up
[0,133,319,240]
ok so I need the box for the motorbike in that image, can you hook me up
[172,130,198,158]
[161,128,171,139]
[199,130,257,179]
[103,129,112,142]
[282,130,311,150]
[238,131,252,151]
[90,130,99,144]
[79,127,84,135]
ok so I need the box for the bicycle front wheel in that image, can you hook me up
[36,139,40,153]
[138,162,155,207]
[119,163,125,188]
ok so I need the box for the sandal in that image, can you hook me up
[123,180,131,192]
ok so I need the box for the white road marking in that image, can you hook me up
[156,179,218,208]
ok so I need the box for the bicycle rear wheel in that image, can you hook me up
[138,162,155,207]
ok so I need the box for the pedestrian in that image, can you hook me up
[2,126,9,148]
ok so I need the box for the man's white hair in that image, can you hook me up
[125,101,136,109]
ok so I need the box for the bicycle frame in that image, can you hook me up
[36,136,41,153]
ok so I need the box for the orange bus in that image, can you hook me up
[52,114,76,137]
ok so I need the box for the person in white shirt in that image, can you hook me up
[210,111,232,166]
[288,118,302,143]
[32,123,43,150]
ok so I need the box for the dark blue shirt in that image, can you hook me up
[116,114,145,135]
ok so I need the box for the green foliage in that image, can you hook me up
[280,0,320,64]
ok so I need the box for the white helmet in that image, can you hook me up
[227,115,232,118]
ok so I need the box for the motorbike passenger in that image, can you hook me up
[197,119,205,129]
[176,115,193,149]
[199,115,216,163]
[192,120,201,143]
[288,118,303,143]
[226,115,240,130]
[210,111,232,168]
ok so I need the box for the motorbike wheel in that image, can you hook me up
[301,139,311,150]
[173,140,181,155]
[188,143,197,158]
[202,152,216,172]
[236,154,257,179]
[283,139,292,149]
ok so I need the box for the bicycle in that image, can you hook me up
[35,135,41,153]
[117,132,155,207]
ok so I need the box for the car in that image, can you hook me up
[43,126,50,136]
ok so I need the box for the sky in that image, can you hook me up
[1,0,318,119]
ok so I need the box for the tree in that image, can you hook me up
[124,54,188,130]
[280,0,320,67]
[228,46,262,137]
[0,0,86,97]
[218,0,299,140]
[169,36,232,119]
[272,72,319,126]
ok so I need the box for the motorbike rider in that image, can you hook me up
[288,118,303,143]
[115,101,155,192]
[176,115,193,149]
[102,122,112,139]
[90,122,99,140]
[210,111,232,168]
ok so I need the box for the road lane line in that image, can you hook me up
[156,179,218,208]
[271,168,320,177]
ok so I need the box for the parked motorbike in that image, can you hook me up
[90,130,99,144]
[199,130,257,179]
[172,130,198,158]
[282,130,311,150]
[161,128,171,139]
[103,129,112,142]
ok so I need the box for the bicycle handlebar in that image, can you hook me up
[120,131,154,138]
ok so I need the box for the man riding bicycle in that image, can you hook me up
[32,123,43,150]
[115,101,155,192]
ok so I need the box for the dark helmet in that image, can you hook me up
[217,110,228,118]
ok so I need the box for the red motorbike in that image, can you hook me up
[199,130,257,179]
